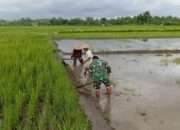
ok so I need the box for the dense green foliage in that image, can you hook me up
[0,31,89,130]
[1,11,180,26]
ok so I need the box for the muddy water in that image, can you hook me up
[57,39,180,130]
[56,39,180,53]
[100,54,180,130]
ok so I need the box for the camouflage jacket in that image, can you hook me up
[89,59,111,81]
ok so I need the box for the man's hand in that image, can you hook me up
[84,71,87,77]
[83,58,91,64]
[84,68,89,77]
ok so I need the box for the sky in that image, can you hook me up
[0,0,180,19]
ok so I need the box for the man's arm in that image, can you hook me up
[84,50,93,64]
[71,50,75,59]
[84,64,92,77]
[104,61,111,74]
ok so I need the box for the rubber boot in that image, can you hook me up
[106,86,112,96]
[96,89,100,97]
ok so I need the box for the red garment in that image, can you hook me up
[71,49,82,58]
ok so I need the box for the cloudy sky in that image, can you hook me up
[0,0,180,19]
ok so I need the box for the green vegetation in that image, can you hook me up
[0,31,89,130]
[1,11,180,26]
[174,58,180,65]
[0,24,180,129]
[57,25,180,39]
[56,25,180,39]
[1,25,180,39]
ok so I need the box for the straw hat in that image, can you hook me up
[82,43,89,49]
[73,42,89,50]
[73,44,83,50]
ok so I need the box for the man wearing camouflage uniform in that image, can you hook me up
[88,56,112,97]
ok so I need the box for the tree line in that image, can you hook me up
[1,11,180,26]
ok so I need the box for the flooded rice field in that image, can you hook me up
[57,39,180,130]
[56,39,180,53]
[101,54,180,130]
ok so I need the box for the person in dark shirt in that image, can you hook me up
[71,45,83,66]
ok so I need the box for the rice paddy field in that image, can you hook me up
[0,32,90,130]
[57,39,180,130]
[1,25,180,39]
[0,25,180,130]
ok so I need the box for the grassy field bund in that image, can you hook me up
[0,25,180,130]
[1,25,179,38]
[56,25,180,39]
[1,25,180,38]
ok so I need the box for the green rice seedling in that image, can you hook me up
[0,29,90,130]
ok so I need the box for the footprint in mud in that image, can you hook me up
[126,97,132,102]
[148,70,153,74]
[140,112,147,117]
[136,108,148,122]
[114,91,122,96]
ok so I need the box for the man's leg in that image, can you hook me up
[106,86,112,96]
[79,58,83,65]
[73,58,77,66]
[94,81,101,97]
[96,89,100,97]
[104,79,112,96]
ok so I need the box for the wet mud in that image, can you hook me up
[57,39,180,130]
[63,60,113,130]
[101,54,180,130]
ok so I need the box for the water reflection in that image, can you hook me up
[57,39,180,53]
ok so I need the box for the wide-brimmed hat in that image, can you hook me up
[73,42,89,50]
[82,43,89,49]
[73,44,83,50]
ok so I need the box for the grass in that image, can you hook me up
[174,58,180,64]
[0,25,180,130]
[1,25,180,39]
[0,32,90,130]
[56,25,180,39]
